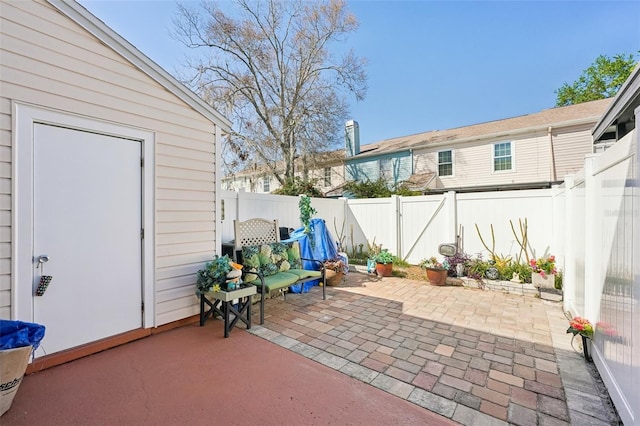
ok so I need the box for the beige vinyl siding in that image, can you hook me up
[552,124,593,177]
[0,87,12,319]
[1,0,223,325]
[414,131,553,189]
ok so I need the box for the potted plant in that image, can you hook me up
[323,258,347,286]
[419,256,449,286]
[529,255,557,288]
[567,316,594,362]
[444,251,471,277]
[195,255,243,295]
[372,249,394,277]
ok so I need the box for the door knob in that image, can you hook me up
[37,255,50,264]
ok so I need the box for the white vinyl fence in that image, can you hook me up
[561,128,638,425]
[220,128,638,424]
[221,188,559,266]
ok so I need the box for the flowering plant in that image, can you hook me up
[529,255,557,278]
[567,316,593,339]
[419,256,450,270]
[324,258,348,274]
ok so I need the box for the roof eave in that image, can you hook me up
[48,0,232,132]
[592,64,640,141]
[351,115,601,160]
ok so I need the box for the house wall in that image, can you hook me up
[222,163,346,194]
[551,124,595,178]
[346,151,412,184]
[414,126,593,189]
[0,0,221,325]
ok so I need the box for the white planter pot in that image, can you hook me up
[532,272,555,289]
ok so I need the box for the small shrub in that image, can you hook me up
[503,261,532,283]
[444,251,471,276]
[467,256,489,281]
[555,271,563,290]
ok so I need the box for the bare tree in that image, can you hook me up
[173,0,367,183]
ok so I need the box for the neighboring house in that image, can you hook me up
[0,0,231,366]
[229,100,611,196]
[221,149,347,196]
[345,98,612,193]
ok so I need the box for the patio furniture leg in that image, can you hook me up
[322,271,326,300]
[260,284,265,325]
[223,299,230,338]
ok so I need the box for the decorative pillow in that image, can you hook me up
[241,241,302,281]
[286,241,302,269]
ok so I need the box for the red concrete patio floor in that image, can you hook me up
[3,272,620,425]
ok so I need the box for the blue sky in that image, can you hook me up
[79,0,639,146]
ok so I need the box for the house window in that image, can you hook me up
[438,150,453,176]
[263,176,270,192]
[324,167,332,187]
[493,142,512,171]
[379,158,393,180]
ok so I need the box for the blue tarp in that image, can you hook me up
[0,320,46,351]
[285,218,339,293]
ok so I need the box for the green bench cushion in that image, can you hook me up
[286,269,321,280]
[245,271,299,292]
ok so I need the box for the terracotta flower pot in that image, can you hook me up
[425,268,447,286]
[375,262,393,277]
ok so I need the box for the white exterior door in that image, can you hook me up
[32,124,142,357]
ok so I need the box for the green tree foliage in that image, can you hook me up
[344,179,421,198]
[344,179,392,198]
[272,177,324,197]
[555,53,638,106]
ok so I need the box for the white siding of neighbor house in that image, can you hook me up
[222,163,346,194]
[413,126,594,189]
[1,0,222,325]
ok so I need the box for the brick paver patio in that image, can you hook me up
[249,272,620,425]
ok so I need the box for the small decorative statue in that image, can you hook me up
[510,272,523,283]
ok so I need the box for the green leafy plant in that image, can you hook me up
[554,271,563,290]
[196,255,232,296]
[273,177,324,197]
[372,249,394,265]
[299,195,317,234]
[503,261,532,283]
[467,255,489,287]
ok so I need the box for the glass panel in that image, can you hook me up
[438,150,452,163]
[494,142,512,171]
[438,150,453,176]
[439,163,453,176]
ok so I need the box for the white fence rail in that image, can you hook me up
[220,128,638,423]
[221,189,559,266]
[561,128,638,425]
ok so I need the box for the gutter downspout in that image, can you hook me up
[548,126,556,181]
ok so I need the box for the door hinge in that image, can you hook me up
[140,228,144,240]
[140,157,144,167]
[141,301,145,313]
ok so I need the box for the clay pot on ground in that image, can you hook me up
[425,268,447,286]
[375,262,393,277]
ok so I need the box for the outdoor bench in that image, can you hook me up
[240,240,326,324]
